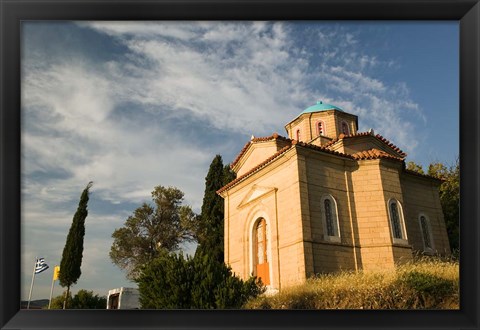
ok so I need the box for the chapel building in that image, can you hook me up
[217,101,451,291]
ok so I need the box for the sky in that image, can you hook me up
[21,21,459,301]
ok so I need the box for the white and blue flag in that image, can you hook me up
[34,258,49,274]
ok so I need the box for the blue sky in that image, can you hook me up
[21,21,458,301]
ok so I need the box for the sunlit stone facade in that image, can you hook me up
[218,102,450,291]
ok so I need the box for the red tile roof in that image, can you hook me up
[219,135,408,194]
[230,133,292,169]
[352,148,404,161]
[322,132,370,148]
[374,133,407,157]
[218,145,293,194]
[323,132,407,158]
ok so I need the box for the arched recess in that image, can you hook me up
[320,194,341,243]
[341,121,350,135]
[316,120,326,136]
[254,218,270,285]
[246,211,273,287]
[387,198,408,244]
[418,213,435,253]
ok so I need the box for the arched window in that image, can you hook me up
[317,120,326,136]
[254,218,270,285]
[296,129,301,141]
[388,199,407,243]
[341,121,350,135]
[419,214,434,252]
[321,195,340,242]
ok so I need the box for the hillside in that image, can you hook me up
[21,299,49,309]
[245,258,459,309]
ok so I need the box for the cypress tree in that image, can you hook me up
[197,155,235,263]
[223,164,236,187]
[59,181,92,309]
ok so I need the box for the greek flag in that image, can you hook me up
[34,258,49,274]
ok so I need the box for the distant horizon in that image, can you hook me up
[21,21,458,301]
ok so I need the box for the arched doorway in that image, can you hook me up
[254,218,270,285]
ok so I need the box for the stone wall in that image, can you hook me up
[223,140,450,290]
[401,173,451,255]
[224,148,306,290]
[285,110,357,142]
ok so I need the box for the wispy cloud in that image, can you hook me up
[82,21,423,150]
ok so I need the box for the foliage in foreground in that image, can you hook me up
[48,289,106,309]
[245,258,459,309]
[136,251,264,309]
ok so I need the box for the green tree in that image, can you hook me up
[190,251,263,309]
[196,155,236,263]
[48,290,106,309]
[110,185,198,280]
[428,158,460,251]
[59,181,92,309]
[136,251,263,309]
[48,291,72,309]
[136,251,193,309]
[72,289,107,309]
[223,163,236,186]
[406,161,425,174]
[135,155,257,310]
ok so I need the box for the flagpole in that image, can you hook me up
[27,257,37,309]
[48,266,58,309]
[48,267,55,309]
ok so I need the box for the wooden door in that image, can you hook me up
[255,218,270,285]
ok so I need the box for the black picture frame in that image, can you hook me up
[1,0,479,329]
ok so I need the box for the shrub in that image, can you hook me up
[48,289,106,309]
[136,251,264,309]
[399,271,454,295]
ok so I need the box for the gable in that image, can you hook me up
[237,184,277,209]
[232,135,291,177]
[327,134,406,159]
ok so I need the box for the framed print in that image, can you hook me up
[1,0,479,329]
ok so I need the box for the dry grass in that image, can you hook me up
[245,258,459,309]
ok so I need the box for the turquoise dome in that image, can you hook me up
[302,101,343,113]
